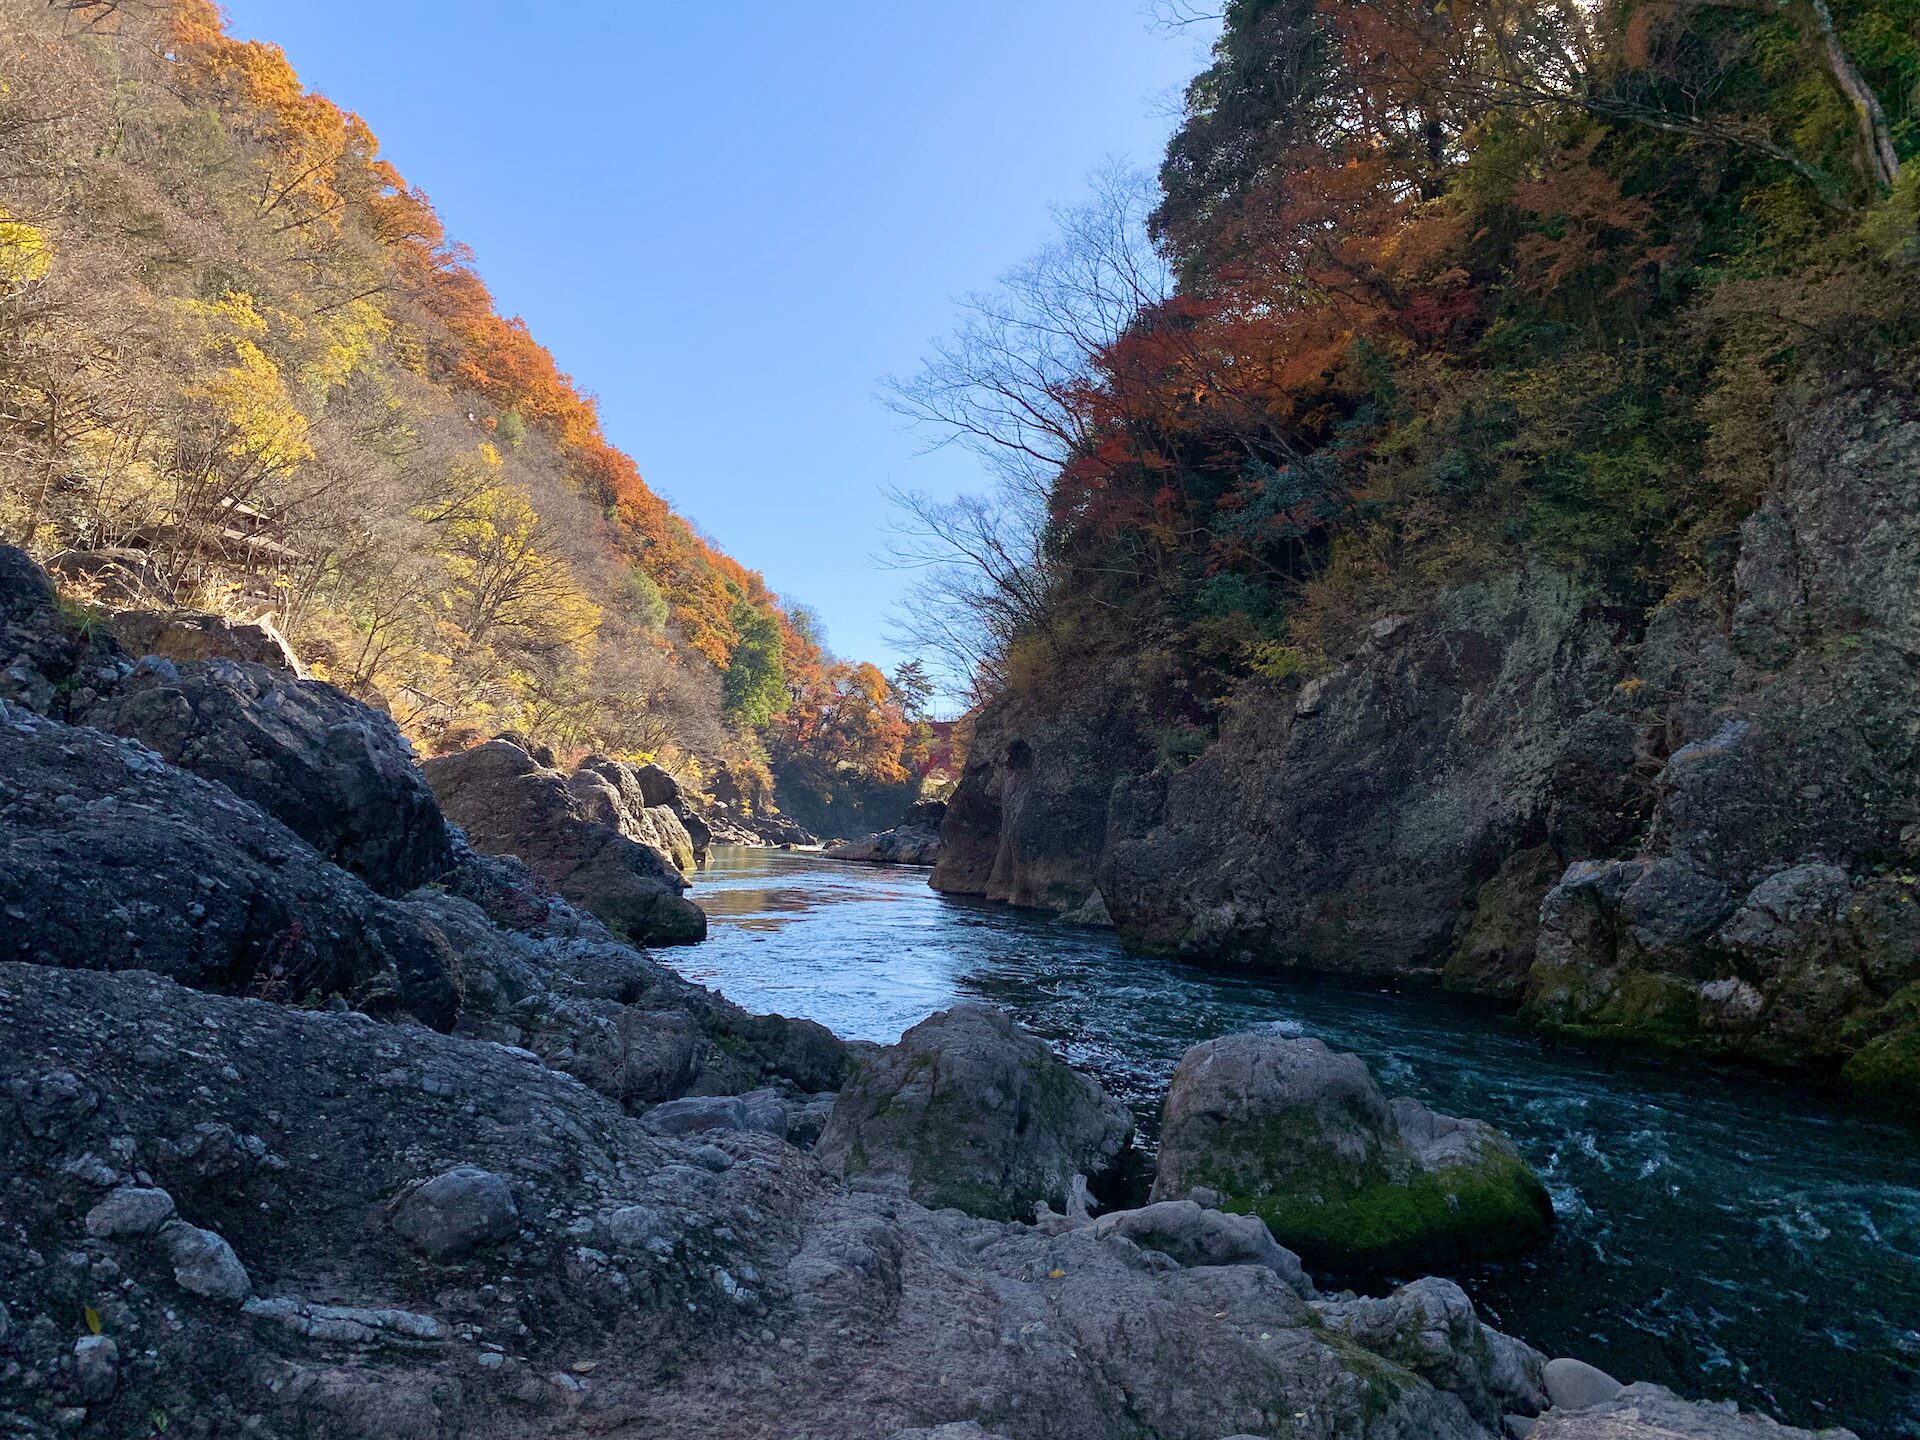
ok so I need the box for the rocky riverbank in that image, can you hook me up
[0,543,1860,1438]
[825,800,948,867]
[932,386,1920,1107]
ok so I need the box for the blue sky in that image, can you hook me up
[218,1,1216,680]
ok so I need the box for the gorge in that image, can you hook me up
[4,0,1920,1437]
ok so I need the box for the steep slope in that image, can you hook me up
[930,0,1920,1101]
[0,0,913,805]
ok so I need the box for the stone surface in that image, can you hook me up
[85,1186,176,1238]
[648,1094,750,1138]
[0,701,459,1028]
[1530,1384,1859,1440]
[78,655,452,895]
[828,800,948,867]
[388,1166,520,1259]
[243,1296,448,1344]
[424,738,707,945]
[1544,1357,1626,1411]
[816,1004,1135,1221]
[1152,1033,1553,1272]
[104,607,306,676]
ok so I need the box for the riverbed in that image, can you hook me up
[667,847,1920,1438]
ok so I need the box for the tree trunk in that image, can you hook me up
[1805,0,1901,190]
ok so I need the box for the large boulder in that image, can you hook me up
[102,608,305,676]
[1151,1033,1552,1273]
[423,739,706,945]
[77,656,452,895]
[568,757,699,874]
[815,1004,1134,1220]
[827,800,947,867]
[0,701,458,1028]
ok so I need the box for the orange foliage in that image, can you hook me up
[154,0,901,776]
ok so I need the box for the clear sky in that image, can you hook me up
[217,1,1216,680]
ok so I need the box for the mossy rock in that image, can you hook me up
[1523,963,1703,1051]
[1152,1034,1553,1276]
[815,1004,1134,1221]
[1841,986,1920,1105]
[1228,1153,1555,1275]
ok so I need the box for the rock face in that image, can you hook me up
[1152,1034,1553,1273]
[827,799,948,866]
[77,655,452,895]
[816,1004,1135,1221]
[423,738,707,945]
[934,387,1920,1096]
[939,565,1624,974]
[0,701,460,1028]
[1519,391,1920,1094]
[932,679,1154,913]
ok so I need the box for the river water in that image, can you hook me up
[666,848,1920,1438]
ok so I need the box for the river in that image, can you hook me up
[665,847,1920,1438]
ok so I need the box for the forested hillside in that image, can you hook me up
[923,0,1920,1097]
[909,0,1918,703]
[0,0,924,806]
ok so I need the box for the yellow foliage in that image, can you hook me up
[0,207,51,287]
[441,481,601,659]
[296,297,391,399]
[175,292,314,471]
[194,340,313,470]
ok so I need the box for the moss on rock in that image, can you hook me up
[1228,1153,1554,1275]
[1524,963,1703,1051]
[1153,1034,1553,1276]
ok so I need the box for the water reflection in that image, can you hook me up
[669,848,1920,1438]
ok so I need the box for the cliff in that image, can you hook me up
[935,386,1920,1103]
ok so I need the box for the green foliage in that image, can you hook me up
[616,568,668,633]
[721,601,788,728]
